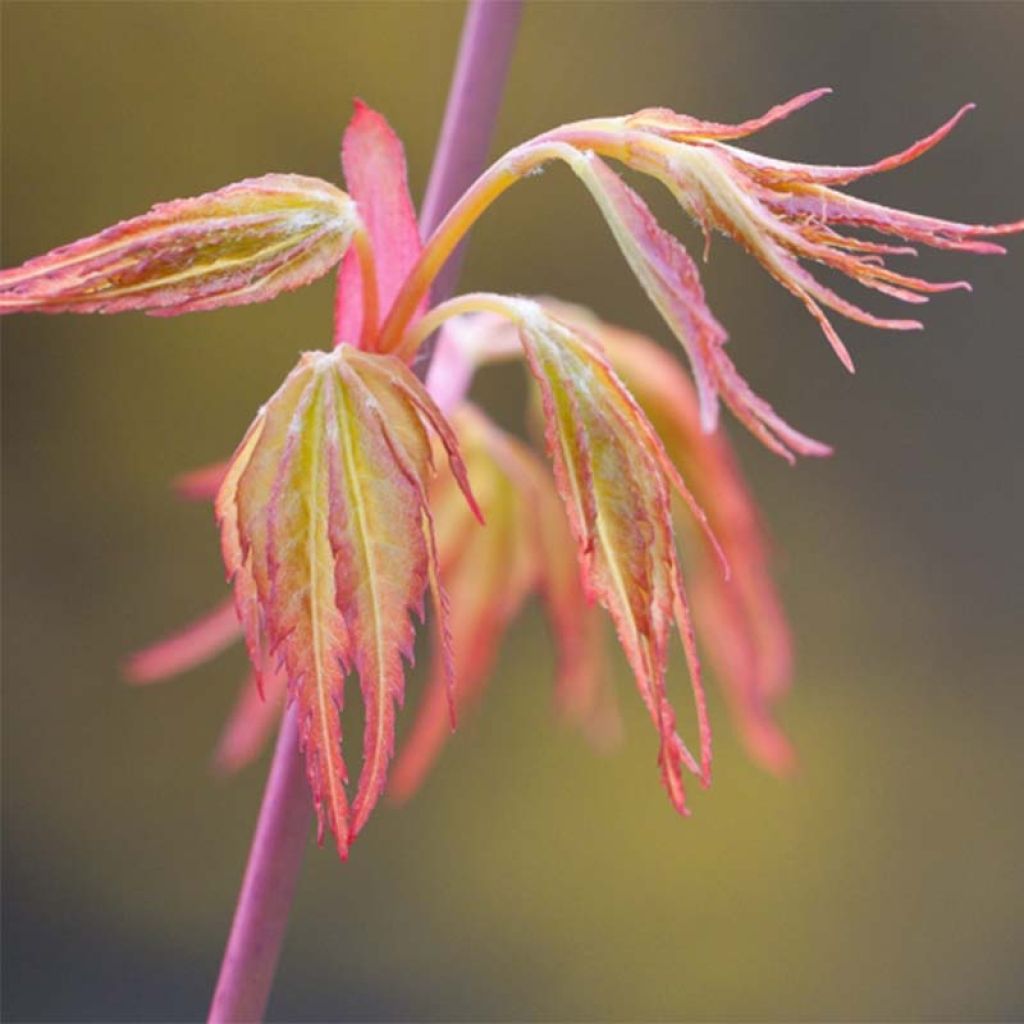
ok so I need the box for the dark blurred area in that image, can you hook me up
[2,3,1023,1021]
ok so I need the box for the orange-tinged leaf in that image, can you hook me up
[561,149,828,460]
[391,401,621,803]
[628,88,834,142]
[513,301,713,815]
[688,570,795,774]
[531,454,618,748]
[390,406,539,802]
[617,94,1024,376]
[0,174,358,316]
[560,306,797,774]
[215,346,476,856]
[503,392,618,741]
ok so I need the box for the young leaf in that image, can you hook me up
[562,306,796,773]
[126,598,241,685]
[215,347,478,857]
[618,93,1024,372]
[514,301,714,815]
[214,666,288,775]
[173,461,229,502]
[389,406,536,801]
[0,174,358,316]
[334,101,424,347]
[561,149,829,460]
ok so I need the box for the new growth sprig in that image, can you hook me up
[3,89,1021,861]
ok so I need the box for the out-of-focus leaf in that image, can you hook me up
[554,303,796,773]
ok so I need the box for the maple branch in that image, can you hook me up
[208,708,309,1023]
[411,0,524,372]
[206,3,522,1020]
[419,0,524,277]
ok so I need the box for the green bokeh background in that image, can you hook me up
[3,3,1023,1020]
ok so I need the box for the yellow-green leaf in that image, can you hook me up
[216,347,477,857]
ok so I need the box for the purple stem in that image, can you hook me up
[208,708,309,1023]
[414,0,524,373]
[421,0,524,243]
[206,3,523,1020]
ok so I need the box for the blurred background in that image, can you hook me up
[3,2,1023,1020]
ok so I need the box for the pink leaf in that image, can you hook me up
[515,304,714,815]
[125,599,241,684]
[581,310,797,774]
[216,347,477,857]
[214,667,288,775]
[173,460,229,502]
[334,101,424,347]
[616,95,1023,385]
[0,175,358,316]
[390,406,539,802]
[629,88,833,142]
[562,151,830,461]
